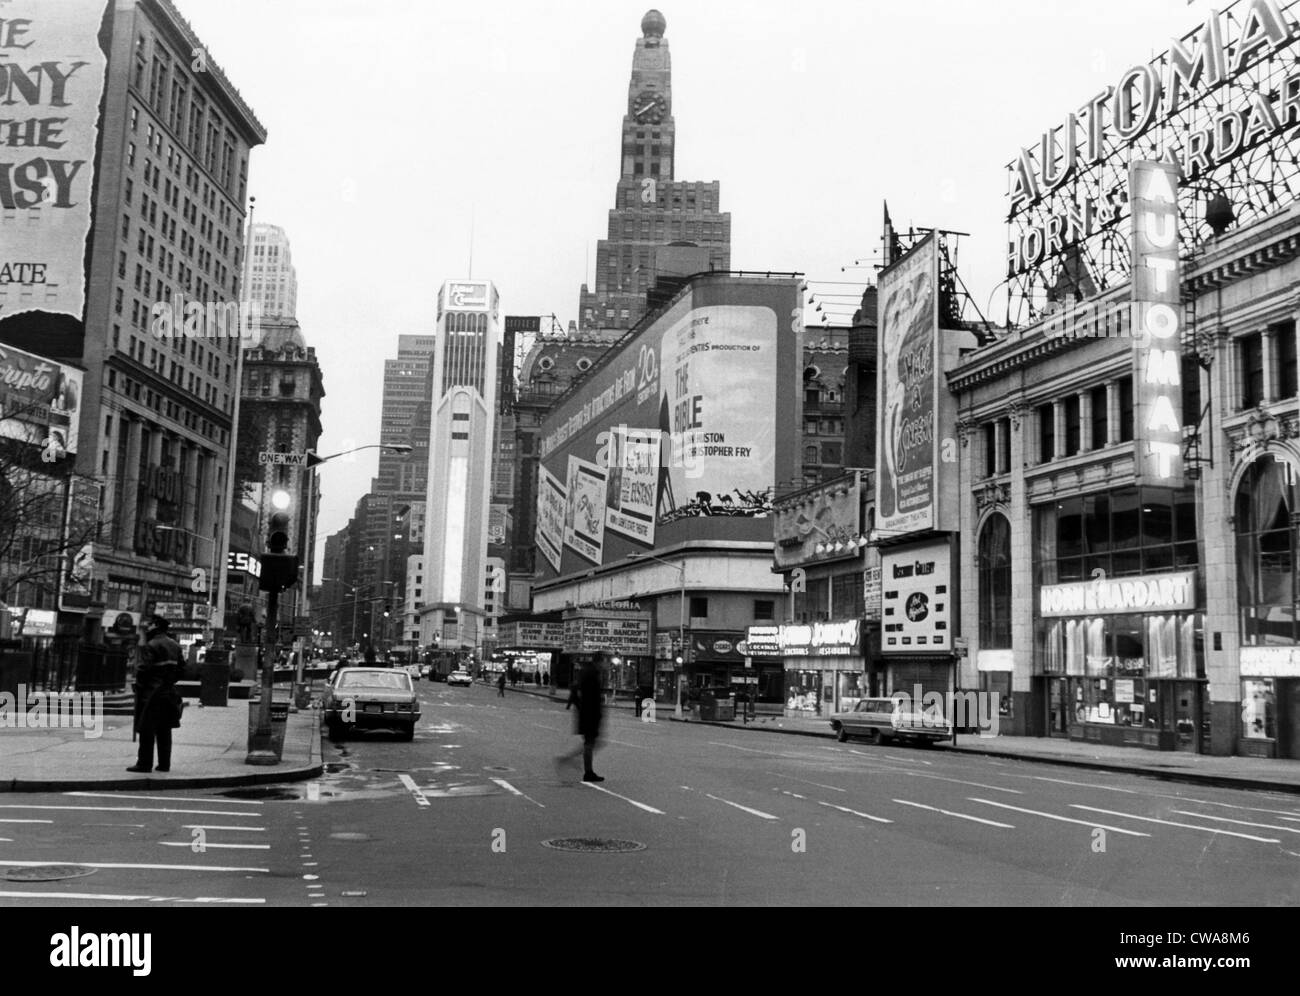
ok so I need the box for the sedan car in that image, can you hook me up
[323,667,420,740]
[829,696,952,746]
[446,669,473,687]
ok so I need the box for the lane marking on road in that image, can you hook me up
[1162,797,1300,819]
[892,799,1015,829]
[708,741,822,761]
[688,788,778,821]
[0,819,52,824]
[490,778,545,808]
[0,891,266,904]
[580,782,664,815]
[890,770,1024,795]
[398,774,430,807]
[529,722,564,733]
[816,800,894,824]
[967,798,1150,836]
[160,842,271,850]
[0,804,264,818]
[1068,805,1280,843]
[0,838,10,842]
[0,859,269,873]
[181,825,266,832]
[1020,776,1138,794]
[768,772,846,793]
[604,739,651,749]
[775,789,806,800]
[1168,810,1300,834]
[844,748,933,767]
[66,792,263,806]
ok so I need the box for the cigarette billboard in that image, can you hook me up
[536,275,800,577]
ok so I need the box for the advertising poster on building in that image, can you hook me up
[1129,161,1184,488]
[0,343,83,456]
[604,425,661,546]
[657,305,777,523]
[0,1,109,329]
[535,465,566,572]
[563,454,607,565]
[876,233,939,535]
[59,475,101,611]
[881,540,952,653]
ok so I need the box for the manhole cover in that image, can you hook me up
[330,832,372,841]
[219,787,299,800]
[541,838,646,853]
[3,865,98,882]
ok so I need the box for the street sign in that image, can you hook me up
[259,451,308,466]
[292,615,311,639]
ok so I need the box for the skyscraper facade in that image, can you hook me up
[375,334,437,497]
[577,10,731,331]
[419,281,501,652]
[248,223,298,320]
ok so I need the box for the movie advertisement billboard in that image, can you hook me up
[604,426,661,546]
[881,540,952,654]
[537,277,800,578]
[876,234,939,536]
[0,1,109,330]
[0,343,83,456]
[535,465,565,572]
[563,455,607,565]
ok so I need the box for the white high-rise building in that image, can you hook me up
[249,223,299,320]
[419,281,501,653]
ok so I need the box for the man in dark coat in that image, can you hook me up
[128,615,184,773]
[556,655,606,782]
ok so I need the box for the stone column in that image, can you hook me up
[1053,401,1066,461]
[119,418,143,551]
[1007,403,1034,734]
[184,445,201,535]
[1079,390,1094,451]
[1261,326,1277,403]
[1107,380,1121,445]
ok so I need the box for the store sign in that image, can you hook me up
[1006,0,1300,286]
[445,281,490,311]
[1039,570,1196,617]
[562,614,651,654]
[690,631,744,661]
[745,625,781,656]
[1239,645,1300,677]
[877,234,940,536]
[773,472,862,568]
[1130,161,1184,486]
[499,620,564,647]
[227,551,262,578]
[7,606,56,637]
[153,602,189,621]
[863,566,882,622]
[977,649,1015,672]
[881,541,952,654]
[778,619,861,657]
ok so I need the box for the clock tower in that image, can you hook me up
[578,10,731,331]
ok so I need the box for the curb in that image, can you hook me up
[0,715,324,794]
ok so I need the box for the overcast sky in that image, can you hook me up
[172,0,1207,574]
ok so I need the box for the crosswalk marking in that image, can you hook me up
[967,798,1149,836]
[1069,805,1280,843]
[1168,810,1300,834]
[581,782,664,814]
[398,774,430,807]
[0,804,261,818]
[0,859,269,873]
[160,842,271,850]
[893,799,1014,829]
[816,800,893,824]
[0,890,264,904]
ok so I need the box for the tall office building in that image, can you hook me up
[419,281,501,652]
[577,10,731,331]
[248,223,298,320]
[374,334,437,497]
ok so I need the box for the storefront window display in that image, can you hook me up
[786,670,821,715]
[1241,679,1277,739]
[837,671,865,711]
[1235,455,1300,646]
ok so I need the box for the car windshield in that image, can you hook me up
[338,670,411,691]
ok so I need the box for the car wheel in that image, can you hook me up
[864,728,882,746]
[834,725,849,743]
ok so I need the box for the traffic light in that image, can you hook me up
[383,603,391,617]
[267,510,291,553]
[259,490,300,592]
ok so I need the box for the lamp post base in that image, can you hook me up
[245,748,279,766]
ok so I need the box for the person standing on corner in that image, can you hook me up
[556,654,606,782]
[128,615,184,773]
[497,670,506,697]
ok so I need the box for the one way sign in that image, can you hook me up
[260,451,308,466]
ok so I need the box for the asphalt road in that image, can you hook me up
[1,679,1299,906]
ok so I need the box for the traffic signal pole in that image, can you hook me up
[246,586,279,764]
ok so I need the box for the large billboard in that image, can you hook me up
[536,276,800,577]
[0,1,109,333]
[876,233,939,536]
[0,343,84,456]
[535,465,565,572]
[881,540,953,654]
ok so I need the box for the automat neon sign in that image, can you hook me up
[1007,0,1299,278]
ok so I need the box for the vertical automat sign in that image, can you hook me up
[1129,161,1184,487]
[0,1,109,324]
[876,233,939,534]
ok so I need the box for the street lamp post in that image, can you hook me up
[627,553,686,718]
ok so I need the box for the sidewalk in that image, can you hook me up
[501,681,1300,795]
[0,691,322,793]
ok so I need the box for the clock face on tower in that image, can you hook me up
[632,91,667,124]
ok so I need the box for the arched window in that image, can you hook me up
[979,512,1012,648]
[1235,454,1300,645]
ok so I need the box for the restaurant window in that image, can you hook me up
[1240,332,1265,408]
[978,512,1012,649]
[1118,377,1134,441]
[1235,454,1300,646]
[1090,385,1108,448]
[1038,403,1055,462]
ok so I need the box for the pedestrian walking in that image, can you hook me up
[128,615,184,773]
[497,671,506,697]
[555,654,606,782]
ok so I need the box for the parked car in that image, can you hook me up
[323,667,420,741]
[829,696,952,746]
[446,669,473,687]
